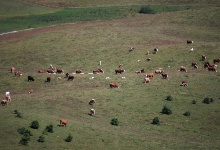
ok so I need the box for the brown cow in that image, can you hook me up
[29,89,33,94]
[57,68,63,74]
[93,69,104,74]
[115,69,125,74]
[187,40,193,44]
[1,100,8,106]
[155,70,164,74]
[143,77,150,83]
[191,62,198,69]
[15,71,22,76]
[76,70,83,74]
[47,70,55,74]
[89,99,96,105]
[204,61,210,68]
[11,67,15,73]
[68,75,74,80]
[46,77,51,82]
[181,80,188,86]
[213,58,220,64]
[179,66,187,72]
[119,64,123,68]
[90,109,96,116]
[202,55,206,61]
[208,66,217,72]
[135,68,145,74]
[60,119,67,127]
[110,83,118,88]
[146,73,154,78]
[161,73,168,79]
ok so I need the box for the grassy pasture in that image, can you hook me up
[0,1,220,150]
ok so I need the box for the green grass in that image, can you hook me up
[0,1,220,150]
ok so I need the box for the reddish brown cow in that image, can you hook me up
[68,75,74,80]
[204,61,210,68]
[29,89,33,94]
[57,68,63,74]
[146,73,154,78]
[76,70,83,74]
[11,67,15,73]
[213,58,220,64]
[89,99,96,105]
[191,62,198,69]
[93,69,104,74]
[202,55,206,61]
[179,66,187,72]
[161,73,168,79]
[1,100,8,106]
[60,119,67,127]
[47,70,55,74]
[208,66,217,72]
[187,40,193,44]
[115,69,125,74]
[110,83,118,88]
[135,68,145,74]
[181,80,188,86]
[46,77,51,82]
[15,71,22,76]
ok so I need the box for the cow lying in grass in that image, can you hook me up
[110,83,118,88]
[143,77,150,83]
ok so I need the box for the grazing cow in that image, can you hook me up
[38,70,45,73]
[93,69,104,74]
[181,80,188,86]
[204,61,210,68]
[68,75,74,80]
[187,40,193,44]
[191,62,198,69]
[202,55,206,61]
[28,76,35,81]
[129,47,134,51]
[60,119,67,127]
[208,66,217,72]
[146,73,154,78]
[190,48,194,52]
[89,99,96,105]
[110,83,118,88]
[47,70,55,74]
[135,68,145,74]
[76,70,83,74]
[11,67,15,73]
[143,77,150,83]
[90,109,96,116]
[29,89,33,94]
[56,68,63,74]
[213,58,220,64]
[146,58,151,61]
[161,73,168,79]
[15,71,22,76]
[179,66,187,72]
[115,69,125,74]
[155,70,164,74]
[46,77,51,82]
[1,100,8,106]
[5,92,11,102]
[153,48,159,54]
[119,64,123,68]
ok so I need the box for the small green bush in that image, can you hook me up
[152,117,160,125]
[19,136,29,146]
[166,96,173,101]
[183,111,191,116]
[161,106,172,115]
[30,120,39,129]
[38,135,45,143]
[17,127,26,135]
[14,110,22,118]
[111,118,119,126]
[139,6,156,14]
[191,100,197,104]
[203,97,214,104]
[65,134,73,142]
[43,124,54,134]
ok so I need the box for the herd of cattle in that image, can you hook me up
[1,40,220,126]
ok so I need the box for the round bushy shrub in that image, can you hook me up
[45,124,54,133]
[183,111,191,116]
[191,100,197,104]
[65,134,73,142]
[166,96,173,101]
[111,118,119,126]
[139,6,156,14]
[152,117,160,125]
[19,137,29,146]
[30,120,39,129]
[38,135,45,143]
[161,106,172,115]
[203,97,214,104]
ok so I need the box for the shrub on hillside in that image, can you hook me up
[38,135,45,143]
[19,136,29,146]
[139,6,156,14]
[14,110,22,118]
[30,120,39,129]
[166,96,173,101]
[161,106,172,115]
[203,97,214,104]
[152,117,160,125]
[17,127,33,136]
[111,118,119,126]
[191,100,197,104]
[65,134,73,142]
[183,111,191,116]
[43,124,54,134]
